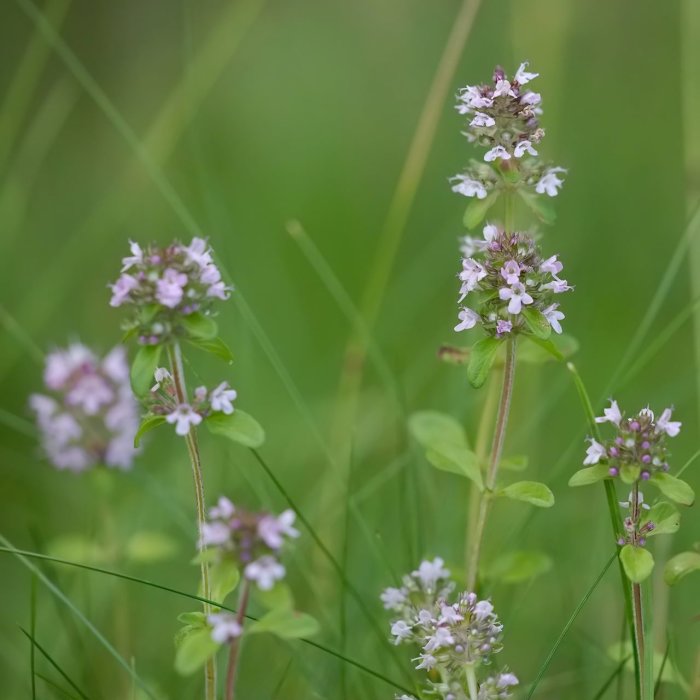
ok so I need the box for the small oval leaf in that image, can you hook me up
[174,626,219,676]
[499,481,554,508]
[209,559,240,604]
[521,307,552,340]
[664,551,700,586]
[425,444,483,490]
[205,410,265,448]
[407,411,467,450]
[130,344,163,396]
[499,455,528,472]
[620,463,641,484]
[186,336,234,363]
[248,608,320,639]
[125,531,178,563]
[483,550,552,584]
[568,464,611,487]
[649,473,695,506]
[463,191,499,229]
[641,501,680,536]
[179,312,218,340]
[620,544,654,583]
[467,337,502,389]
[134,415,166,447]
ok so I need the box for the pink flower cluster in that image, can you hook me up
[200,496,299,591]
[109,237,231,344]
[30,344,140,472]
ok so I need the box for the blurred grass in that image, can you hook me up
[0,0,698,698]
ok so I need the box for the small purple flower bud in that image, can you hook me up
[641,454,651,464]
[454,644,464,653]
[609,467,619,477]
[138,335,149,345]
[609,447,619,457]
[638,538,646,547]
[617,537,626,546]
[641,441,651,449]
[150,255,161,264]
[641,471,650,480]
[615,437,624,445]
[149,335,159,345]
[629,421,640,432]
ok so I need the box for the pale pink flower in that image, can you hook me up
[165,403,202,436]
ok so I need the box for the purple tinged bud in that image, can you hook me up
[641,471,650,480]
[663,463,670,472]
[138,335,148,345]
[639,538,646,547]
[630,421,640,432]
[641,441,651,449]
[609,447,619,457]
[641,454,651,464]
[454,644,464,653]
[150,255,161,264]
[149,335,159,345]
[617,537,626,546]
[609,467,619,477]
[615,437,624,445]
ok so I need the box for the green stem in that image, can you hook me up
[225,580,250,700]
[166,341,216,700]
[465,663,478,700]
[467,335,517,592]
[566,363,641,699]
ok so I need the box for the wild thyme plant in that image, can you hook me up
[381,559,518,700]
[569,400,694,696]
[109,236,265,700]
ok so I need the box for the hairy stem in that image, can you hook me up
[467,335,517,591]
[166,341,216,700]
[225,580,251,700]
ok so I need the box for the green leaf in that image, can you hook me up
[607,642,689,688]
[248,608,320,640]
[664,551,700,586]
[209,559,240,604]
[467,337,502,388]
[620,463,641,484]
[463,191,499,229]
[130,344,162,396]
[425,444,483,490]
[499,481,554,508]
[499,455,528,471]
[619,544,654,583]
[205,410,265,448]
[133,415,166,447]
[641,501,680,536]
[519,334,579,364]
[253,581,294,611]
[649,472,695,506]
[179,312,218,340]
[186,336,234,363]
[174,626,219,676]
[125,531,178,563]
[519,190,557,224]
[568,464,611,487]
[177,612,206,627]
[407,411,468,450]
[483,550,552,584]
[521,307,552,340]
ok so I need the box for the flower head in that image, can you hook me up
[30,344,139,472]
[109,237,231,345]
[208,613,242,644]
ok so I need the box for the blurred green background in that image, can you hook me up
[1,0,698,697]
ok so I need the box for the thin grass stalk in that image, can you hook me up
[165,341,216,700]
[467,335,517,592]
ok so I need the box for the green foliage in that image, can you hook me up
[619,544,654,583]
[521,307,551,340]
[248,608,320,640]
[518,190,556,224]
[174,626,219,676]
[498,481,554,508]
[462,191,499,229]
[664,551,700,586]
[130,344,163,396]
[425,444,483,490]
[641,501,680,536]
[483,550,552,584]
[407,411,467,450]
[205,410,266,448]
[179,312,218,340]
[134,415,167,447]
[254,581,294,611]
[649,472,695,506]
[467,336,502,388]
[619,463,641,484]
[568,464,610,486]
[47,535,107,566]
[518,334,579,363]
[125,531,178,563]
[185,336,234,363]
[499,455,528,471]
[607,642,689,689]
[208,559,240,604]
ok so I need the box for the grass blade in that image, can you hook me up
[19,627,90,700]
[591,655,632,700]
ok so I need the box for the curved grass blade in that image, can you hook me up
[30,575,37,699]
[1,536,156,699]
[590,655,631,700]
[0,545,414,696]
[19,627,89,700]
[36,673,81,700]
[525,552,616,699]
[654,640,670,697]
